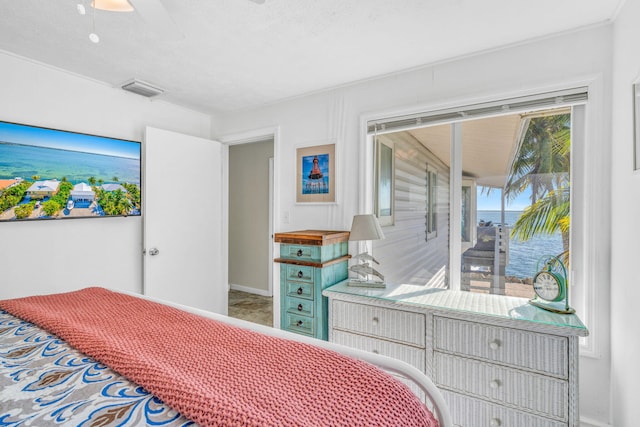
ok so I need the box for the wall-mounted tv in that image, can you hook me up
[0,120,141,222]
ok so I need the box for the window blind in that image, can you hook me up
[367,87,588,134]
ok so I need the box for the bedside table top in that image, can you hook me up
[324,280,588,336]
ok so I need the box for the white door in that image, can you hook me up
[143,127,226,314]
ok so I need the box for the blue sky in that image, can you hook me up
[477,185,532,211]
[0,121,140,159]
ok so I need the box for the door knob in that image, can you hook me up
[148,248,160,256]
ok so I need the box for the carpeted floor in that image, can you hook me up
[228,289,273,327]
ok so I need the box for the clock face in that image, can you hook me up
[533,271,561,301]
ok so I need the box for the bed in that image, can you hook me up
[0,287,451,426]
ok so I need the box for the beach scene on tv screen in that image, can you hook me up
[0,121,141,221]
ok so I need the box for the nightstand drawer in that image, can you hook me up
[332,330,425,371]
[281,244,320,262]
[442,390,565,427]
[283,313,315,336]
[435,352,568,420]
[284,296,315,317]
[331,300,425,347]
[285,281,314,300]
[434,317,568,378]
[283,265,315,284]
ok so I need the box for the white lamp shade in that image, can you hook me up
[349,214,385,241]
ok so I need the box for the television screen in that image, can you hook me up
[0,120,141,222]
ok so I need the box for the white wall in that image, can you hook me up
[215,26,613,425]
[0,51,211,299]
[611,0,640,425]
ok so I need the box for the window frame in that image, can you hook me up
[425,163,438,241]
[375,138,395,226]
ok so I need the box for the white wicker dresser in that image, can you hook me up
[323,281,588,427]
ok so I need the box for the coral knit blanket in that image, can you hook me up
[0,288,438,427]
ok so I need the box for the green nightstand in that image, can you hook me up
[274,230,350,340]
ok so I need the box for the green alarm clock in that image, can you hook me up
[530,256,575,314]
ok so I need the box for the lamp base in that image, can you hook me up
[347,279,386,289]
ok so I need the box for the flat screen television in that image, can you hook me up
[0,120,141,222]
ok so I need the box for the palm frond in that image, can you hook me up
[510,187,570,242]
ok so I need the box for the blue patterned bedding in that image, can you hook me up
[0,310,195,426]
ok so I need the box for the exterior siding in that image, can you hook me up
[374,132,450,287]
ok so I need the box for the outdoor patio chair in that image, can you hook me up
[461,225,509,294]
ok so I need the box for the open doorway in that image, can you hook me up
[227,138,274,326]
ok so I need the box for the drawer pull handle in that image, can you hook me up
[372,317,379,326]
[489,339,501,350]
[296,287,303,295]
[296,249,303,257]
[490,418,502,427]
[489,379,501,389]
[372,349,379,354]
[297,270,304,278]
[297,304,303,311]
[296,320,304,327]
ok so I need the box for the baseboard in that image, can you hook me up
[580,416,612,427]
[229,283,272,297]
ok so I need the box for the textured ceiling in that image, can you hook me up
[0,0,624,114]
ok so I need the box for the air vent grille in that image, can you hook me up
[121,79,165,98]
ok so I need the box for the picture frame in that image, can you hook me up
[296,143,336,203]
[634,82,640,171]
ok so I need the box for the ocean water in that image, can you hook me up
[0,142,140,185]
[478,210,564,279]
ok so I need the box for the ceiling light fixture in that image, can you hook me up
[91,0,134,12]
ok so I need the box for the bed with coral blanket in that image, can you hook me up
[0,287,450,426]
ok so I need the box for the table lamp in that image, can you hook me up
[348,214,386,287]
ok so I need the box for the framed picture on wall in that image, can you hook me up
[296,143,336,203]
[634,82,640,171]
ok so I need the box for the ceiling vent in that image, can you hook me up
[121,79,165,98]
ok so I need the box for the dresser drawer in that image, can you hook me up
[283,265,315,284]
[442,390,565,427]
[284,296,315,317]
[331,300,425,347]
[281,244,320,262]
[435,352,568,421]
[285,281,314,300]
[332,330,426,371]
[283,313,315,336]
[434,317,568,378]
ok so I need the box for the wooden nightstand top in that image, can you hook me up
[274,230,350,246]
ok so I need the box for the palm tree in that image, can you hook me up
[505,113,571,255]
[505,114,570,205]
[88,176,97,186]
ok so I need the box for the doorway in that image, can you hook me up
[226,137,275,326]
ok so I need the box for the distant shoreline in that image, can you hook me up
[0,140,139,161]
